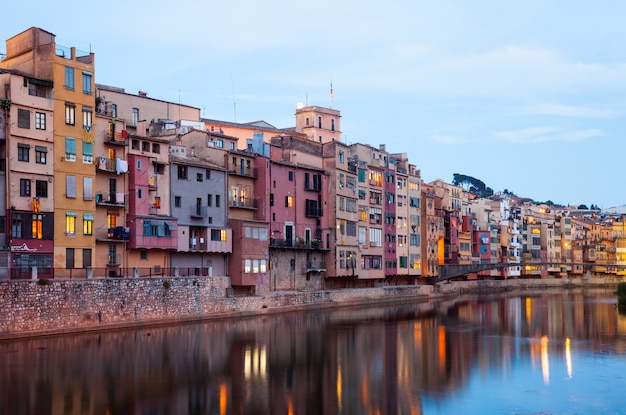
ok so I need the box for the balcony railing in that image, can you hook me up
[230,198,257,209]
[96,157,129,173]
[190,205,208,218]
[230,166,256,178]
[105,131,129,146]
[96,192,126,206]
[269,239,326,250]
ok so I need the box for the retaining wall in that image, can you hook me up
[0,275,622,339]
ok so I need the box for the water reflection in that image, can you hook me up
[1,288,625,414]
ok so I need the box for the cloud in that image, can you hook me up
[493,126,603,143]
[520,103,619,119]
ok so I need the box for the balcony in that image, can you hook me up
[105,130,129,146]
[270,239,327,250]
[306,260,326,272]
[230,197,257,209]
[96,192,126,206]
[305,207,323,218]
[229,166,256,178]
[96,157,129,174]
[96,227,130,242]
[190,205,208,218]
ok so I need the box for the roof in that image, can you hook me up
[169,154,226,170]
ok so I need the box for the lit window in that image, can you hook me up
[66,212,76,236]
[31,214,43,239]
[244,259,251,273]
[83,213,94,235]
[285,196,294,207]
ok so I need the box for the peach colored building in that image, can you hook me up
[0,68,55,278]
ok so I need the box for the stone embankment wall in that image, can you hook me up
[0,275,622,339]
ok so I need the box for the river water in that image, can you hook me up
[1,287,625,414]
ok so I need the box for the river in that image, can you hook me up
[1,287,625,414]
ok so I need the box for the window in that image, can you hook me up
[82,141,93,164]
[142,141,149,152]
[65,103,76,125]
[288,171,294,181]
[140,250,148,260]
[205,170,211,180]
[177,165,188,180]
[196,173,203,182]
[215,195,220,207]
[244,259,251,273]
[131,139,139,150]
[66,248,75,269]
[230,142,235,150]
[152,143,160,153]
[207,194,212,207]
[66,175,76,198]
[35,180,47,198]
[65,137,76,161]
[32,214,43,239]
[83,213,93,236]
[210,229,228,242]
[18,144,29,162]
[137,189,142,199]
[82,107,92,127]
[111,104,117,118]
[66,212,76,236]
[35,112,46,130]
[174,196,181,208]
[216,139,224,148]
[82,72,92,94]
[83,249,92,268]
[137,160,142,170]
[17,109,30,129]
[108,245,117,266]
[318,116,322,128]
[338,151,344,164]
[83,177,93,200]
[285,196,294,207]
[132,108,139,126]
[20,179,31,196]
[64,67,74,90]
[35,146,47,164]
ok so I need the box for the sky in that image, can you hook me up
[2,1,626,208]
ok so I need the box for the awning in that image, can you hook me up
[164,221,176,230]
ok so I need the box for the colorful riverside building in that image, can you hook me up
[265,134,330,291]
[1,27,96,276]
[94,84,200,275]
[0,63,55,278]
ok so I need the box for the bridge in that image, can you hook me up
[436,262,625,283]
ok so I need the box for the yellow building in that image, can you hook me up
[2,28,96,273]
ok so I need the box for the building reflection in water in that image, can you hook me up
[0,288,623,414]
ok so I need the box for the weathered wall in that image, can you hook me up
[0,277,431,338]
[1,274,622,339]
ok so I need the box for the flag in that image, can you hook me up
[83,125,95,143]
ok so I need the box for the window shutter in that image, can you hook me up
[66,175,76,198]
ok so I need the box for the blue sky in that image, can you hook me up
[3,1,626,208]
